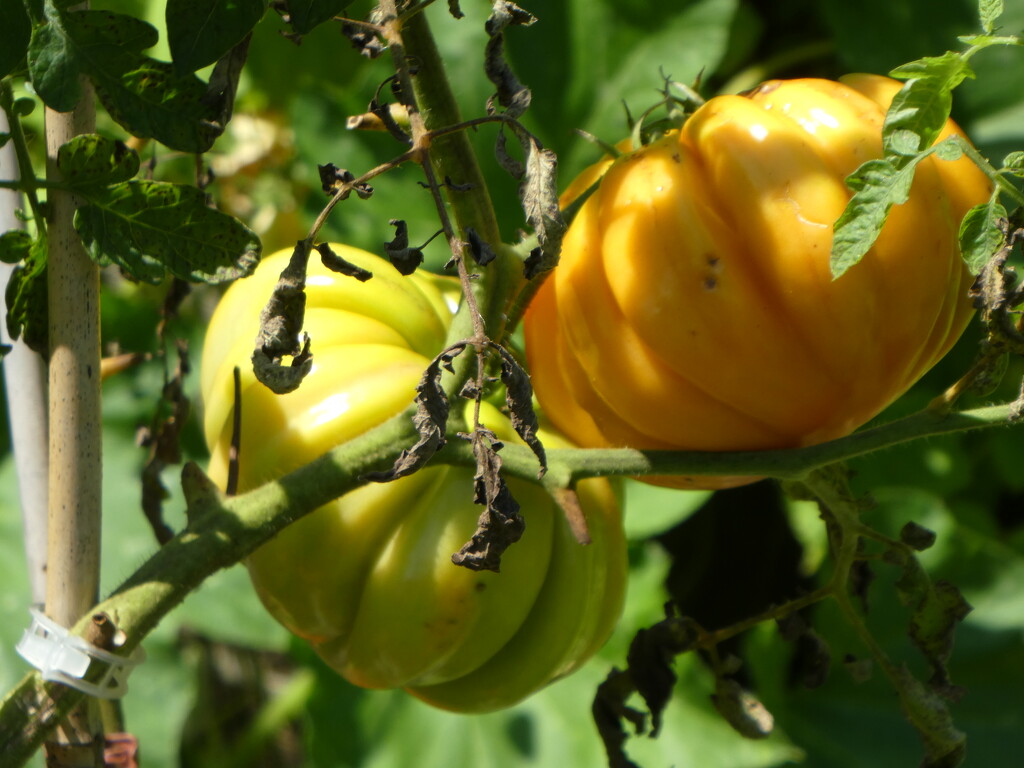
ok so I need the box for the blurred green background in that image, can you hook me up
[2,0,1024,766]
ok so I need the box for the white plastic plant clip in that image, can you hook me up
[16,610,145,699]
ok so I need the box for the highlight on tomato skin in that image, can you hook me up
[200,245,627,713]
[523,74,991,491]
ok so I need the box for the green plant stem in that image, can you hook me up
[438,401,1018,489]
[0,81,47,234]
[397,5,521,344]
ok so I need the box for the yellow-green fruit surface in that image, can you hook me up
[525,74,990,489]
[201,246,627,712]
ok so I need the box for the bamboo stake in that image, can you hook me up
[43,57,103,765]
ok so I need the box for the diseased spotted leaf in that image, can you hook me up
[75,180,260,284]
[894,665,966,767]
[28,7,224,152]
[56,134,140,190]
[520,138,564,277]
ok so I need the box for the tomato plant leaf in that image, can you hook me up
[0,230,32,265]
[452,426,525,573]
[56,134,140,190]
[315,242,373,282]
[252,243,313,394]
[28,7,224,152]
[711,678,774,739]
[3,234,48,354]
[521,139,564,278]
[464,227,496,266]
[494,344,546,475]
[894,665,966,767]
[74,180,260,284]
[884,55,974,160]
[979,0,1004,33]
[484,1,536,119]
[283,0,355,36]
[383,219,424,275]
[830,158,919,278]
[959,198,1006,273]
[166,0,267,75]
[0,0,31,77]
[365,344,465,483]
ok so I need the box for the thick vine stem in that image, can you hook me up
[0,407,420,766]
[382,3,521,366]
[437,401,1019,489]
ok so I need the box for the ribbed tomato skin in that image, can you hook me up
[201,246,626,712]
[525,74,989,489]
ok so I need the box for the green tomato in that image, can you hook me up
[201,245,627,712]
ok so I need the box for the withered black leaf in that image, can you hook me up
[900,521,937,552]
[364,344,466,482]
[593,669,645,768]
[711,678,774,739]
[451,427,525,572]
[465,227,496,266]
[493,343,546,476]
[252,242,314,394]
[483,1,536,119]
[318,163,351,194]
[315,242,373,282]
[625,606,700,737]
[384,219,425,275]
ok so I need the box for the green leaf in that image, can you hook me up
[958,199,1006,272]
[830,157,919,278]
[27,13,85,111]
[0,0,31,77]
[285,0,355,35]
[4,234,47,354]
[884,56,974,159]
[979,0,1004,34]
[74,180,261,284]
[167,0,267,75]
[0,230,32,264]
[1001,150,1024,176]
[56,134,140,190]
